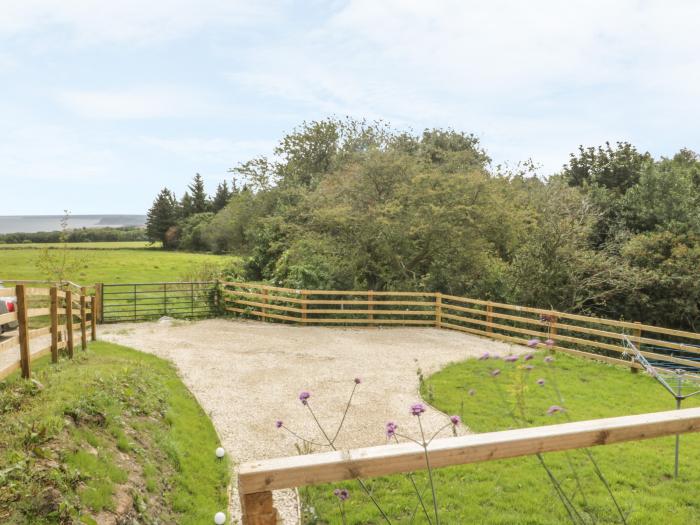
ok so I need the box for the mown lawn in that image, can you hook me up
[302,351,700,524]
[0,341,230,524]
[0,246,233,283]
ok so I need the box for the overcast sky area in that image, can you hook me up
[2,0,699,215]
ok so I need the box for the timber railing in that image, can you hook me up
[222,282,700,372]
[238,407,700,523]
[0,282,98,380]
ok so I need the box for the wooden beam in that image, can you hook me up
[90,295,97,341]
[65,290,74,358]
[240,491,278,525]
[80,287,87,350]
[50,286,58,363]
[238,407,700,494]
[16,284,31,379]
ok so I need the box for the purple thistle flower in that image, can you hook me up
[275,420,283,428]
[524,353,534,361]
[537,378,545,386]
[385,421,398,438]
[333,488,350,501]
[450,415,461,425]
[354,377,362,384]
[547,405,564,415]
[468,388,476,396]
[410,403,426,416]
[545,338,555,348]
[299,391,311,405]
[544,356,554,363]
[504,355,519,363]
[490,369,501,377]
[527,338,540,348]
[478,352,490,360]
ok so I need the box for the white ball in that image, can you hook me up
[216,447,225,458]
[214,511,226,524]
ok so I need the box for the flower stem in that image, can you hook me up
[417,415,440,525]
[306,402,393,524]
[331,382,358,445]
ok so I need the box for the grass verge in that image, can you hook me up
[301,351,700,524]
[0,341,230,524]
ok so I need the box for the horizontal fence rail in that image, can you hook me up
[101,281,219,323]
[221,282,700,373]
[0,282,97,380]
[238,407,700,524]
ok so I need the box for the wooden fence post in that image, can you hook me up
[262,288,268,322]
[435,292,442,328]
[486,302,494,334]
[91,295,97,341]
[95,283,103,323]
[80,287,88,350]
[549,315,558,348]
[65,290,74,358]
[16,284,31,379]
[301,291,308,323]
[632,321,642,373]
[368,290,374,322]
[50,286,59,363]
[240,491,277,525]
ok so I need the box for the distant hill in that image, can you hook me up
[0,215,146,234]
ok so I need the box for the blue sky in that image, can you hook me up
[2,0,699,215]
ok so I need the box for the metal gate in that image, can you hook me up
[101,281,220,323]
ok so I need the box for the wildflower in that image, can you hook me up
[299,391,311,405]
[450,415,461,426]
[468,388,476,396]
[478,352,490,360]
[537,378,545,386]
[545,338,555,348]
[491,369,501,377]
[354,377,362,384]
[333,488,350,501]
[275,420,283,428]
[547,405,564,415]
[385,421,398,438]
[524,353,534,361]
[410,403,426,416]
[527,338,540,348]
[544,356,554,363]
[504,355,519,363]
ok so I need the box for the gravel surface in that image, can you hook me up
[95,318,527,524]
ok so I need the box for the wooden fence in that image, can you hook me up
[221,282,700,372]
[237,407,700,524]
[0,282,98,380]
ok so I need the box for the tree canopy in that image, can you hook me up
[146,118,700,330]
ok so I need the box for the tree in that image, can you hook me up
[211,181,232,212]
[188,173,210,214]
[146,188,178,247]
[180,192,194,218]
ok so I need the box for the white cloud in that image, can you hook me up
[0,124,116,182]
[229,0,700,170]
[58,87,215,119]
[139,136,275,164]
[0,0,272,45]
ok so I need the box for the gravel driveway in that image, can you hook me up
[100,318,526,524]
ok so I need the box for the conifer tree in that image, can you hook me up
[146,188,178,245]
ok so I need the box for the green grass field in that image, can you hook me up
[0,341,230,524]
[302,352,700,524]
[0,241,156,249]
[0,245,233,283]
